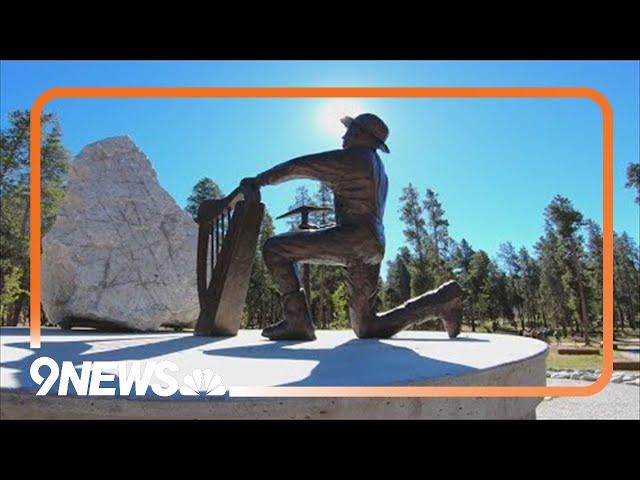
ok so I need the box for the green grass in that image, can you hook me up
[545,349,630,370]
[546,351,604,370]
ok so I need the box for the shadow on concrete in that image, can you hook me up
[2,329,489,391]
[0,326,189,338]
[2,332,223,395]
[387,336,488,342]
[204,337,484,386]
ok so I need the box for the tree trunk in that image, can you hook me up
[6,293,26,326]
[615,306,624,338]
[9,196,31,328]
[577,282,590,345]
[6,304,20,327]
[569,246,590,345]
[592,294,601,333]
[319,268,326,329]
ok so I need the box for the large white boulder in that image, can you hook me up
[42,136,199,331]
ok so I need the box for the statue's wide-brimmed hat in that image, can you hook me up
[340,113,390,154]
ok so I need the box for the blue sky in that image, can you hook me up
[1,61,638,277]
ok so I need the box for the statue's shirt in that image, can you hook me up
[257,147,388,242]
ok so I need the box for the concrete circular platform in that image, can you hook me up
[1,327,548,419]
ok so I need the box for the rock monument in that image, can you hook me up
[42,136,199,331]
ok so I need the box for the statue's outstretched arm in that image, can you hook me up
[256,150,344,187]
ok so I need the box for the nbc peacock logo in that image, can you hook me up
[179,369,227,397]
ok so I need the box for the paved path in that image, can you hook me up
[537,378,640,420]
[618,348,639,361]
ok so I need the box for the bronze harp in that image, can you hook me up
[194,184,264,336]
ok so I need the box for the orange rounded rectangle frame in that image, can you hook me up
[29,87,613,398]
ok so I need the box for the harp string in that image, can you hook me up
[208,206,236,286]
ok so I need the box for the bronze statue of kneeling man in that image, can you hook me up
[242,113,463,341]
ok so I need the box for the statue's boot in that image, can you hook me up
[371,280,463,339]
[262,290,316,341]
[438,288,463,338]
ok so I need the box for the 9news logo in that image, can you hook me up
[30,357,227,397]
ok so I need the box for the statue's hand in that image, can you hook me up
[240,176,260,190]
[239,176,262,202]
[196,199,220,224]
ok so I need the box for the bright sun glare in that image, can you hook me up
[317,99,366,137]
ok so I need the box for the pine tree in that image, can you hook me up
[536,229,571,336]
[423,188,454,287]
[311,182,334,225]
[0,110,70,326]
[399,183,428,262]
[542,195,592,344]
[398,183,434,295]
[243,211,280,328]
[423,188,451,260]
[450,238,475,276]
[309,182,342,328]
[384,246,412,307]
[185,177,223,220]
[625,162,640,204]
[518,246,541,328]
[331,283,350,329]
[286,186,313,230]
[0,264,22,321]
[585,220,603,329]
[463,250,493,332]
[613,232,640,330]
[498,242,523,330]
